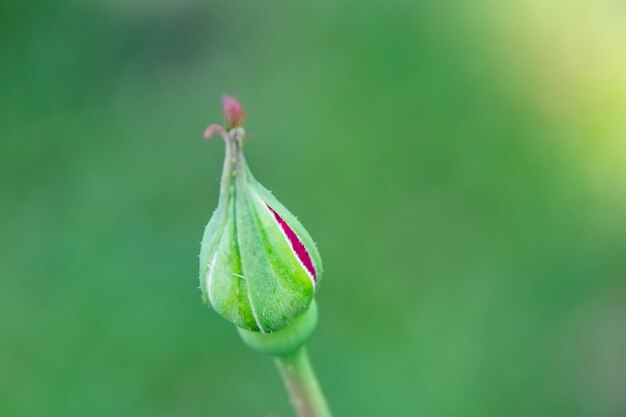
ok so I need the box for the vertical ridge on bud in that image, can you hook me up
[205,251,218,306]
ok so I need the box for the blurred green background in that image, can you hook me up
[2,1,626,416]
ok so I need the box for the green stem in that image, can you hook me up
[274,347,332,417]
[237,302,331,416]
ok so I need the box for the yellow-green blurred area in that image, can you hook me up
[2,0,626,416]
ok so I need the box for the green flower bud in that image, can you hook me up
[199,96,323,333]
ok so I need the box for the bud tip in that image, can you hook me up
[221,95,245,128]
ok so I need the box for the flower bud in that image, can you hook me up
[199,97,322,333]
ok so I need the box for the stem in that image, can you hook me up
[238,303,330,416]
[274,347,332,417]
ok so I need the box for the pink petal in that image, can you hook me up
[221,95,245,128]
[267,205,317,282]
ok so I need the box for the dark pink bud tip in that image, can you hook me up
[221,95,245,128]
